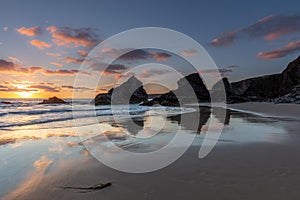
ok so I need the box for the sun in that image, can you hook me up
[16,91,33,98]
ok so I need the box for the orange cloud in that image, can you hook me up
[61,56,83,64]
[0,58,90,76]
[61,85,93,91]
[181,49,197,57]
[77,50,88,57]
[30,40,51,49]
[16,26,42,36]
[0,81,60,94]
[150,52,171,61]
[8,56,22,64]
[46,26,99,48]
[40,68,90,76]
[46,52,61,57]
[50,62,63,67]
[258,40,300,60]
[29,84,60,92]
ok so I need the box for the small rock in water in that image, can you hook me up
[39,96,67,104]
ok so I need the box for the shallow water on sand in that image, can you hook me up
[0,100,294,198]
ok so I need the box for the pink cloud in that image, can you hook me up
[77,50,88,57]
[16,26,42,37]
[29,84,60,92]
[211,31,237,46]
[46,52,61,57]
[181,49,197,57]
[100,48,172,61]
[46,26,99,48]
[138,68,172,78]
[150,52,171,61]
[50,62,63,67]
[0,58,89,76]
[211,14,300,46]
[199,69,233,77]
[264,27,300,40]
[61,57,84,64]
[30,40,51,49]
[41,68,90,76]
[258,39,300,60]
[8,56,21,64]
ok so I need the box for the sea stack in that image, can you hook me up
[40,96,67,104]
[92,76,148,105]
[144,73,210,106]
[212,55,300,103]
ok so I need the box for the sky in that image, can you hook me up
[1,0,300,98]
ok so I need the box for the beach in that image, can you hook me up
[2,1,300,199]
[1,102,300,200]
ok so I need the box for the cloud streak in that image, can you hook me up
[29,85,60,92]
[211,15,300,46]
[258,39,300,59]
[89,62,127,75]
[8,56,22,64]
[181,49,197,57]
[50,62,63,67]
[199,68,233,77]
[139,68,173,78]
[101,48,172,61]
[61,56,84,64]
[0,59,89,76]
[61,85,93,91]
[0,82,60,93]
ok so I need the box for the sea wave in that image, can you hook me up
[0,101,195,130]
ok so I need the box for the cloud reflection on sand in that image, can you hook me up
[0,127,92,147]
[3,156,53,200]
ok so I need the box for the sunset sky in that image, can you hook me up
[1,0,300,98]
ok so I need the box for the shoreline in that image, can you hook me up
[227,102,300,120]
[194,102,300,120]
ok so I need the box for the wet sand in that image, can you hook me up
[3,103,300,200]
[228,102,300,120]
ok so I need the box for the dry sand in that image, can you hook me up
[4,103,300,200]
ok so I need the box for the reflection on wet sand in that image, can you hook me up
[0,106,283,148]
[0,106,293,199]
[0,127,94,147]
[2,156,53,200]
[83,106,284,154]
[169,106,211,133]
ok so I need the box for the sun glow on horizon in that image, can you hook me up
[16,91,34,98]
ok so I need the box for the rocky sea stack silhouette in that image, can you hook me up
[212,55,300,103]
[40,96,67,104]
[92,76,148,105]
[92,55,300,106]
[144,73,210,106]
